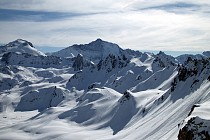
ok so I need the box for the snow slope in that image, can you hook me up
[0,39,210,140]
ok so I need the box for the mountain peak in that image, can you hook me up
[52,39,124,64]
[0,39,45,56]
[7,39,34,48]
[157,51,165,55]
[95,38,103,42]
[88,38,116,47]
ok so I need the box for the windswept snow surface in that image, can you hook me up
[0,39,210,140]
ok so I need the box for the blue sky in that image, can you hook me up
[0,0,210,53]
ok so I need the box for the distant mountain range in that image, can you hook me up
[0,39,209,140]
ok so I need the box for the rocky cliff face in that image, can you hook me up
[72,54,84,71]
[97,54,129,72]
[66,54,130,91]
[171,57,210,92]
[178,117,210,140]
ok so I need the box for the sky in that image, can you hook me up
[0,0,210,53]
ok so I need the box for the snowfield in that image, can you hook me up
[0,39,210,140]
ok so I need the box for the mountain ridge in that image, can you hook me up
[51,38,127,63]
[0,38,209,140]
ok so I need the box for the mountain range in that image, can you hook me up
[0,39,209,140]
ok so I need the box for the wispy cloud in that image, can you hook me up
[0,0,210,51]
[0,9,101,22]
[140,2,201,13]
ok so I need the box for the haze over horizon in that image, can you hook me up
[0,0,210,52]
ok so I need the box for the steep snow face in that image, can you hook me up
[188,100,210,121]
[52,38,125,63]
[59,89,138,135]
[0,39,46,56]
[15,86,65,111]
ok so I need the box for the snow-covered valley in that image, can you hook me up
[0,39,210,140]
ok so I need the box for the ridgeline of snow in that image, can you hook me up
[0,39,210,140]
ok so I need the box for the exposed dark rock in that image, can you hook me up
[119,91,132,103]
[124,91,131,100]
[72,54,84,71]
[97,54,129,72]
[208,75,210,81]
[178,66,188,81]
[1,52,12,64]
[178,117,210,140]
[171,77,177,92]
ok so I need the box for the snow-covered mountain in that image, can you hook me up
[51,38,126,63]
[0,39,96,69]
[0,39,210,140]
[1,52,63,68]
[0,39,63,68]
[67,54,129,91]
[0,39,45,56]
[176,51,210,64]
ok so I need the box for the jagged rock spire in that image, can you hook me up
[72,54,84,71]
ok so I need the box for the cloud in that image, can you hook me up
[0,9,98,22]
[0,0,210,52]
[140,2,201,13]
[0,0,129,13]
